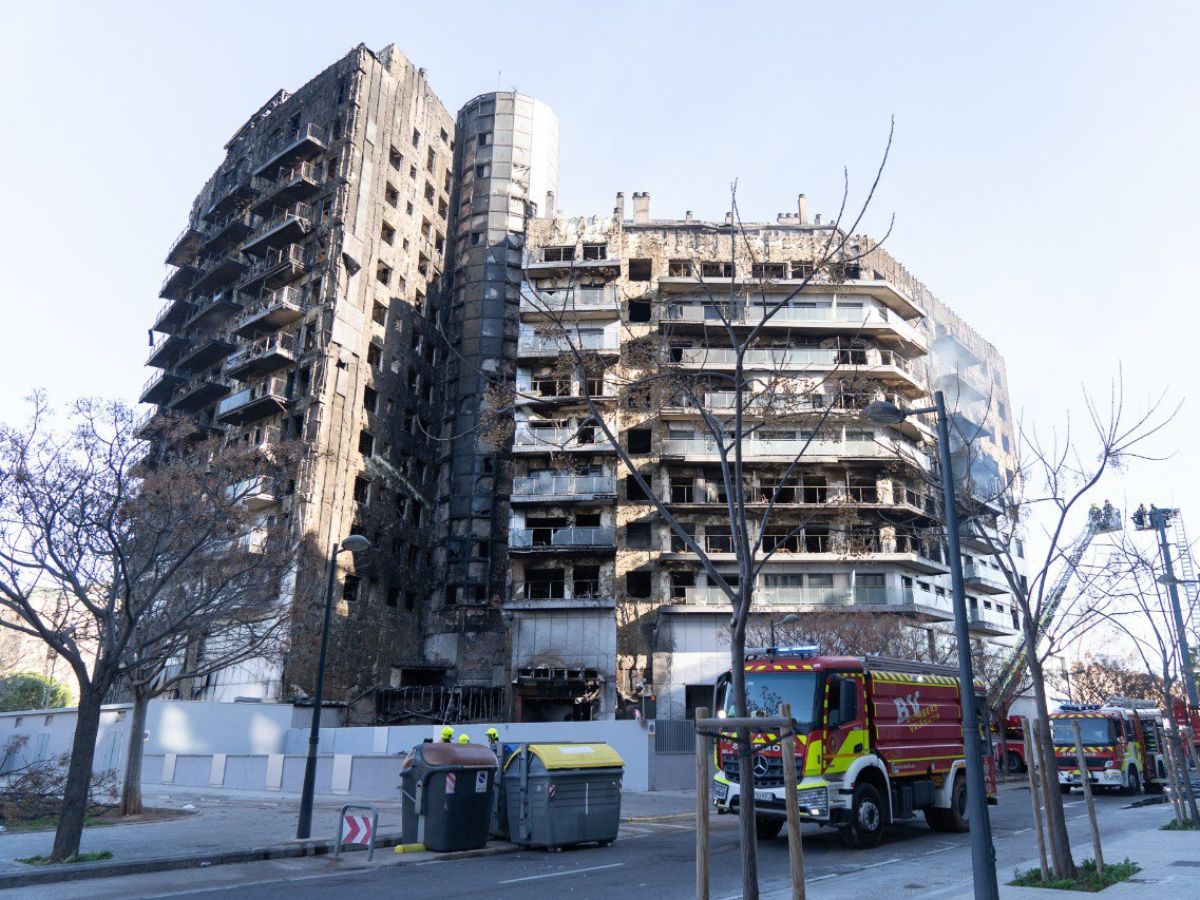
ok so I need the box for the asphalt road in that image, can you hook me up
[15,786,1166,900]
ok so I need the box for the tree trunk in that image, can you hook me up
[119,689,151,816]
[50,687,104,862]
[1026,639,1076,879]
[729,607,760,900]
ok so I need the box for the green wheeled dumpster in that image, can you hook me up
[400,742,498,852]
[504,743,623,850]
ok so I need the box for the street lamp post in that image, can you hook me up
[296,534,371,840]
[770,613,802,648]
[866,392,999,900]
[1137,506,1200,709]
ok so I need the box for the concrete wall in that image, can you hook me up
[2,700,685,793]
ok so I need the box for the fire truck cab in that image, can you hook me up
[1051,698,1167,794]
[711,647,996,849]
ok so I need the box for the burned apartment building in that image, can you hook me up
[140,44,455,708]
[141,42,1022,722]
[508,194,1025,720]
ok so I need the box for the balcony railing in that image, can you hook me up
[165,225,204,267]
[682,584,927,608]
[517,331,619,356]
[139,369,185,405]
[519,285,619,313]
[224,332,297,378]
[159,265,195,301]
[145,332,188,367]
[215,377,289,425]
[512,425,616,452]
[239,243,310,293]
[233,285,306,336]
[511,475,616,499]
[152,298,195,334]
[667,302,927,348]
[191,250,250,293]
[659,437,918,462]
[254,123,328,177]
[963,559,1009,593]
[252,161,323,215]
[509,526,616,550]
[675,346,919,377]
[203,168,256,221]
[243,203,313,255]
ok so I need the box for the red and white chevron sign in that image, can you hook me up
[341,814,373,846]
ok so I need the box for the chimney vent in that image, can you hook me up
[797,194,809,225]
[632,192,650,224]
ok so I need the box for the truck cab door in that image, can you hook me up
[823,674,866,776]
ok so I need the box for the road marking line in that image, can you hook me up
[498,862,625,884]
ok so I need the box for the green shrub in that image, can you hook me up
[0,672,73,711]
[1010,858,1140,892]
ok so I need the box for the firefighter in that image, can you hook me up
[440,725,454,743]
[486,727,500,750]
[457,733,471,744]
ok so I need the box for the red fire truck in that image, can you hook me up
[1051,699,1167,794]
[711,647,997,849]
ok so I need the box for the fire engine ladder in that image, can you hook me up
[989,504,1123,717]
[1171,513,1198,640]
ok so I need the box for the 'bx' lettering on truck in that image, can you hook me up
[712,647,997,848]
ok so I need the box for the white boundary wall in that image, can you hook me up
[1,702,676,793]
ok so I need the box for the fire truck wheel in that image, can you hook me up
[925,774,970,833]
[840,783,885,848]
[755,816,784,840]
[1005,752,1025,775]
[1123,766,1141,796]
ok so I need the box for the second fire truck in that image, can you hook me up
[1051,698,1168,794]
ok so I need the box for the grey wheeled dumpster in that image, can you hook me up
[504,743,623,849]
[400,742,497,852]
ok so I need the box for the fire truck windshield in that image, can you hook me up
[725,672,821,728]
[1051,717,1117,746]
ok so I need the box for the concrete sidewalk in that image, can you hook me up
[0,784,695,885]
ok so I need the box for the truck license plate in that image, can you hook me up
[754,791,774,802]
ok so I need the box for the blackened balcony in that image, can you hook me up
[216,377,289,426]
[201,211,255,254]
[159,265,195,301]
[152,298,195,335]
[203,168,257,222]
[238,244,310,294]
[509,526,616,552]
[139,370,185,405]
[224,333,297,379]
[511,475,617,503]
[242,203,313,256]
[182,289,243,331]
[169,373,232,412]
[146,332,189,368]
[233,286,305,337]
[175,335,235,372]
[165,226,204,267]
[251,161,323,216]
[191,251,250,294]
[253,123,328,177]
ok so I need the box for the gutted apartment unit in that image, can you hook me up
[141,44,455,708]
[511,194,1023,720]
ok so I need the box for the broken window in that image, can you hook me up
[626,428,651,454]
[701,262,734,278]
[477,131,492,147]
[424,182,435,203]
[342,574,360,602]
[412,128,421,148]
[574,565,601,598]
[363,385,378,413]
[376,262,392,285]
[668,259,693,277]
[670,571,695,600]
[367,344,382,367]
[358,430,375,457]
[381,222,395,245]
[525,569,565,600]
[625,474,649,502]
[628,258,652,281]
[704,526,733,554]
[751,263,786,279]
[628,300,651,322]
[389,146,402,170]
[582,243,607,260]
[626,522,653,550]
[625,570,652,599]
[426,147,436,172]
[670,522,696,553]
[385,183,399,207]
[791,261,814,279]
[543,246,575,262]
[353,476,370,505]
[372,301,387,325]
[475,163,490,179]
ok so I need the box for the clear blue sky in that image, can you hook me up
[1,2,1196,559]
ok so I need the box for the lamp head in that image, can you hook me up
[340,535,371,553]
[863,400,908,425]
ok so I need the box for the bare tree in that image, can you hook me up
[1084,534,1199,824]
[0,396,296,860]
[964,377,1178,878]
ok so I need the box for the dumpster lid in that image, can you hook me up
[417,742,498,768]
[518,743,624,770]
